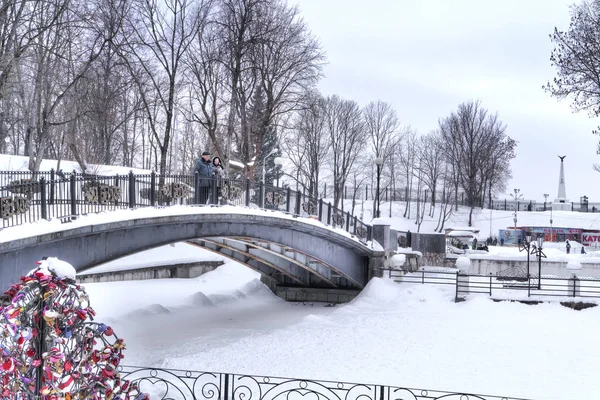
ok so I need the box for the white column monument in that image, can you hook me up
[553,155,571,211]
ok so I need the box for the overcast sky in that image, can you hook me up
[297,0,600,205]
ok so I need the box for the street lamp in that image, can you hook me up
[519,232,533,281]
[531,237,547,290]
[510,188,523,246]
[261,148,279,184]
[273,157,284,187]
[374,157,384,218]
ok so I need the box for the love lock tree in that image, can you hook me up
[0,257,149,399]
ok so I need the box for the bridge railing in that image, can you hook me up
[0,171,372,242]
[117,365,531,400]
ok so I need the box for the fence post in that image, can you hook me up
[212,177,219,205]
[245,179,251,207]
[489,274,492,296]
[365,185,368,201]
[40,177,47,220]
[318,199,323,222]
[70,172,76,217]
[128,171,135,208]
[346,212,350,232]
[223,373,230,400]
[455,272,459,301]
[151,172,157,206]
[259,181,264,208]
[114,174,120,206]
[49,169,55,205]
[528,274,531,297]
[422,270,425,284]
[294,191,301,215]
[286,187,291,213]
[327,202,332,225]
[353,216,357,235]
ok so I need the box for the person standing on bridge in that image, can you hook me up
[212,156,225,205]
[195,151,213,204]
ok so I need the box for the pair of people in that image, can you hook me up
[194,151,225,204]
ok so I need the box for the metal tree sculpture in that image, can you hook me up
[0,257,149,399]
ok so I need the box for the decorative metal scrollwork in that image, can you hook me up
[159,182,192,200]
[302,201,317,215]
[82,183,122,204]
[7,179,40,195]
[332,212,345,227]
[117,366,521,400]
[221,184,244,201]
[266,191,285,206]
[0,196,30,219]
[140,182,192,203]
[355,225,368,240]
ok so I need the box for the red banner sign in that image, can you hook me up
[582,233,600,244]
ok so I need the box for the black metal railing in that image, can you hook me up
[0,171,372,242]
[117,365,531,400]
[383,268,600,301]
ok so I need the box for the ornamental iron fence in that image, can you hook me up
[0,171,372,243]
[117,365,531,400]
[383,268,600,301]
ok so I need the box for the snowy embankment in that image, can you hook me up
[85,263,600,400]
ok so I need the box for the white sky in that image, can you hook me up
[297,0,600,203]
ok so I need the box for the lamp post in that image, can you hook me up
[519,232,533,281]
[509,188,523,246]
[531,237,547,290]
[273,157,283,187]
[374,157,384,218]
[261,148,279,184]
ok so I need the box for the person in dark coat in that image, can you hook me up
[566,240,571,254]
[212,156,225,204]
[195,151,213,204]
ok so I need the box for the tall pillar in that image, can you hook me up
[553,155,571,211]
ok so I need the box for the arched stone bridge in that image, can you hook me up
[0,211,385,298]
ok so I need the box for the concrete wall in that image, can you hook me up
[77,261,223,283]
[274,286,360,303]
[411,232,446,253]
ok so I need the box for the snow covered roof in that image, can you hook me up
[229,160,245,169]
[446,230,477,238]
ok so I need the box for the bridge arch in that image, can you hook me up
[0,212,382,291]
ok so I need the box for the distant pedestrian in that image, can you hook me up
[581,246,586,254]
[195,151,213,204]
[500,238,504,246]
[566,240,571,254]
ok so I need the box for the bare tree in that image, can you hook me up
[439,100,514,226]
[417,130,444,216]
[120,0,203,179]
[325,95,367,209]
[282,92,329,197]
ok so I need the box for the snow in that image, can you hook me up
[83,243,224,274]
[80,269,600,400]
[37,257,77,280]
[0,154,150,175]
[0,205,369,249]
[388,254,406,268]
[455,256,471,271]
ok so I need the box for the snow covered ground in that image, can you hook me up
[83,263,599,400]
[83,242,224,274]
